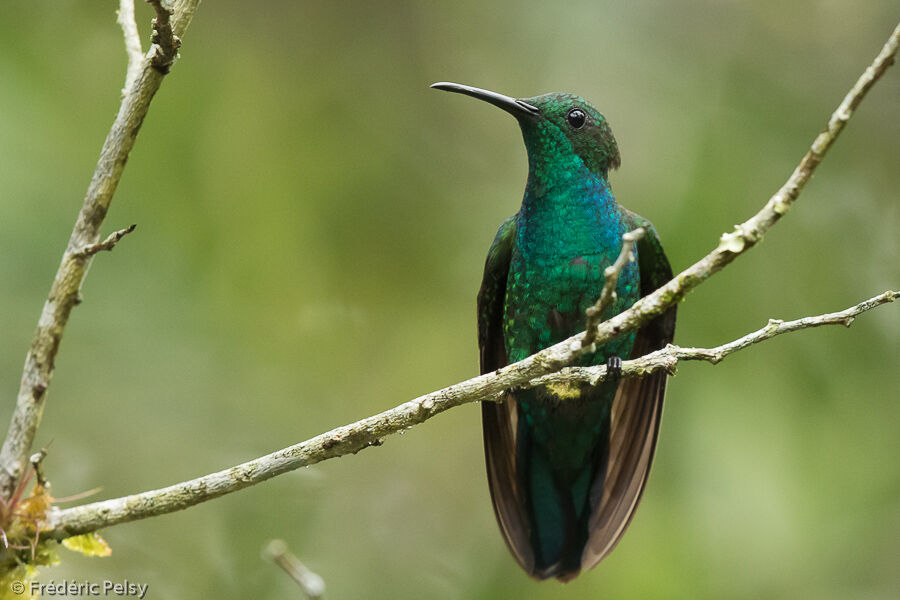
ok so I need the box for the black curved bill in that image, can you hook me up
[431,82,539,117]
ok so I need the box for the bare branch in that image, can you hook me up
[70,225,137,259]
[43,291,897,539]
[117,0,143,94]
[536,290,899,387]
[0,0,203,498]
[264,540,326,600]
[582,227,644,351]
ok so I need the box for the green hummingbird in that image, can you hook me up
[432,82,676,581]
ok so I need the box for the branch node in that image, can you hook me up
[29,448,49,489]
[70,224,137,259]
[31,382,48,403]
[664,358,678,375]
[147,0,179,74]
[718,225,750,253]
[772,197,791,216]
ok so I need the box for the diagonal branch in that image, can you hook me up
[42,291,897,538]
[0,0,203,498]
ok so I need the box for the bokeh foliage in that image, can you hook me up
[0,1,898,598]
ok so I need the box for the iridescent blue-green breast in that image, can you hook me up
[504,178,639,366]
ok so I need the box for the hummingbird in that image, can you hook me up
[432,82,676,581]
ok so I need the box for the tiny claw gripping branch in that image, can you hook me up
[605,355,623,382]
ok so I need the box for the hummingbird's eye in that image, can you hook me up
[566,108,587,129]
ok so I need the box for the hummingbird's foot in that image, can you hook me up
[606,355,623,382]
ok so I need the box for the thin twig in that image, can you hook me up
[0,0,203,498]
[70,225,137,259]
[29,448,48,489]
[43,291,897,539]
[52,487,102,504]
[535,290,899,387]
[582,227,644,352]
[264,540,326,600]
[117,0,143,94]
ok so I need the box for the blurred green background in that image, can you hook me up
[1,1,898,598]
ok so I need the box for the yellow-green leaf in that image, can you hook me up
[62,533,112,557]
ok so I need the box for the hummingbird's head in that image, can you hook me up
[431,83,620,178]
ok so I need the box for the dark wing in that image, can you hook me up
[581,210,677,569]
[478,215,536,573]
[478,215,517,373]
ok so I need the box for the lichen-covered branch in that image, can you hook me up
[43,291,897,538]
[0,0,203,498]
